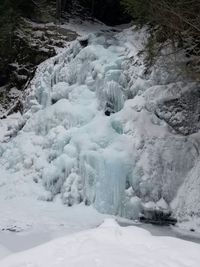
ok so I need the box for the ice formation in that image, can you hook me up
[0,26,200,223]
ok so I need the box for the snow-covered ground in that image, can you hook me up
[1,219,200,267]
[0,199,106,260]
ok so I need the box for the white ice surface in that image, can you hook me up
[0,198,107,260]
[0,245,10,261]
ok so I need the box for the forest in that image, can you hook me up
[0,0,200,85]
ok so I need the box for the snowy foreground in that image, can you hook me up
[1,219,200,267]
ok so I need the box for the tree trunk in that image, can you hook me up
[56,0,62,22]
[91,0,95,16]
[62,0,67,12]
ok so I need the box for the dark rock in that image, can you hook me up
[18,67,31,76]
[85,199,91,206]
[0,18,78,116]
[11,72,28,88]
[105,109,115,116]
[155,86,200,135]
[79,38,88,47]
[0,68,9,86]
[104,101,115,116]
[51,98,58,105]
[7,100,23,116]
[105,110,111,116]
[139,210,177,226]
[2,226,22,233]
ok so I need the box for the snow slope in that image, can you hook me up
[0,197,108,260]
[1,219,200,267]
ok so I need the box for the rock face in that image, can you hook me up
[0,19,77,117]
[140,199,177,226]
[10,20,77,90]
[0,87,23,117]
[156,85,200,135]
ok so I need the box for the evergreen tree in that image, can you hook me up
[121,0,200,79]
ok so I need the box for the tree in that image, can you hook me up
[56,0,62,21]
[121,0,200,79]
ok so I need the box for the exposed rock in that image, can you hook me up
[78,36,89,47]
[0,18,78,117]
[139,212,177,226]
[155,85,200,135]
[0,86,22,117]
[140,200,177,226]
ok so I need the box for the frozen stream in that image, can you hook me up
[0,231,51,254]
[120,221,200,244]
[1,219,200,267]
[1,219,200,261]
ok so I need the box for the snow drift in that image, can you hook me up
[1,219,200,267]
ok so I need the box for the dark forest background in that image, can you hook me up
[0,0,200,87]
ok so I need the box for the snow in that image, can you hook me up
[172,158,200,230]
[1,219,200,267]
[0,245,10,260]
[0,113,22,142]
[60,19,111,36]
[0,197,107,260]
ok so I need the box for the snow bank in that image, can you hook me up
[172,157,200,230]
[0,197,107,260]
[0,245,10,261]
[1,219,200,267]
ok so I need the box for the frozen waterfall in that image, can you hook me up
[0,26,199,222]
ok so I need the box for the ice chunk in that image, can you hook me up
[123,196,142,220]
[156,198,169,211]
[102,81,125,113]
[42,154,76,195]
[61,173,83,205]
[51,82,70,102]
[80,148,130,215]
